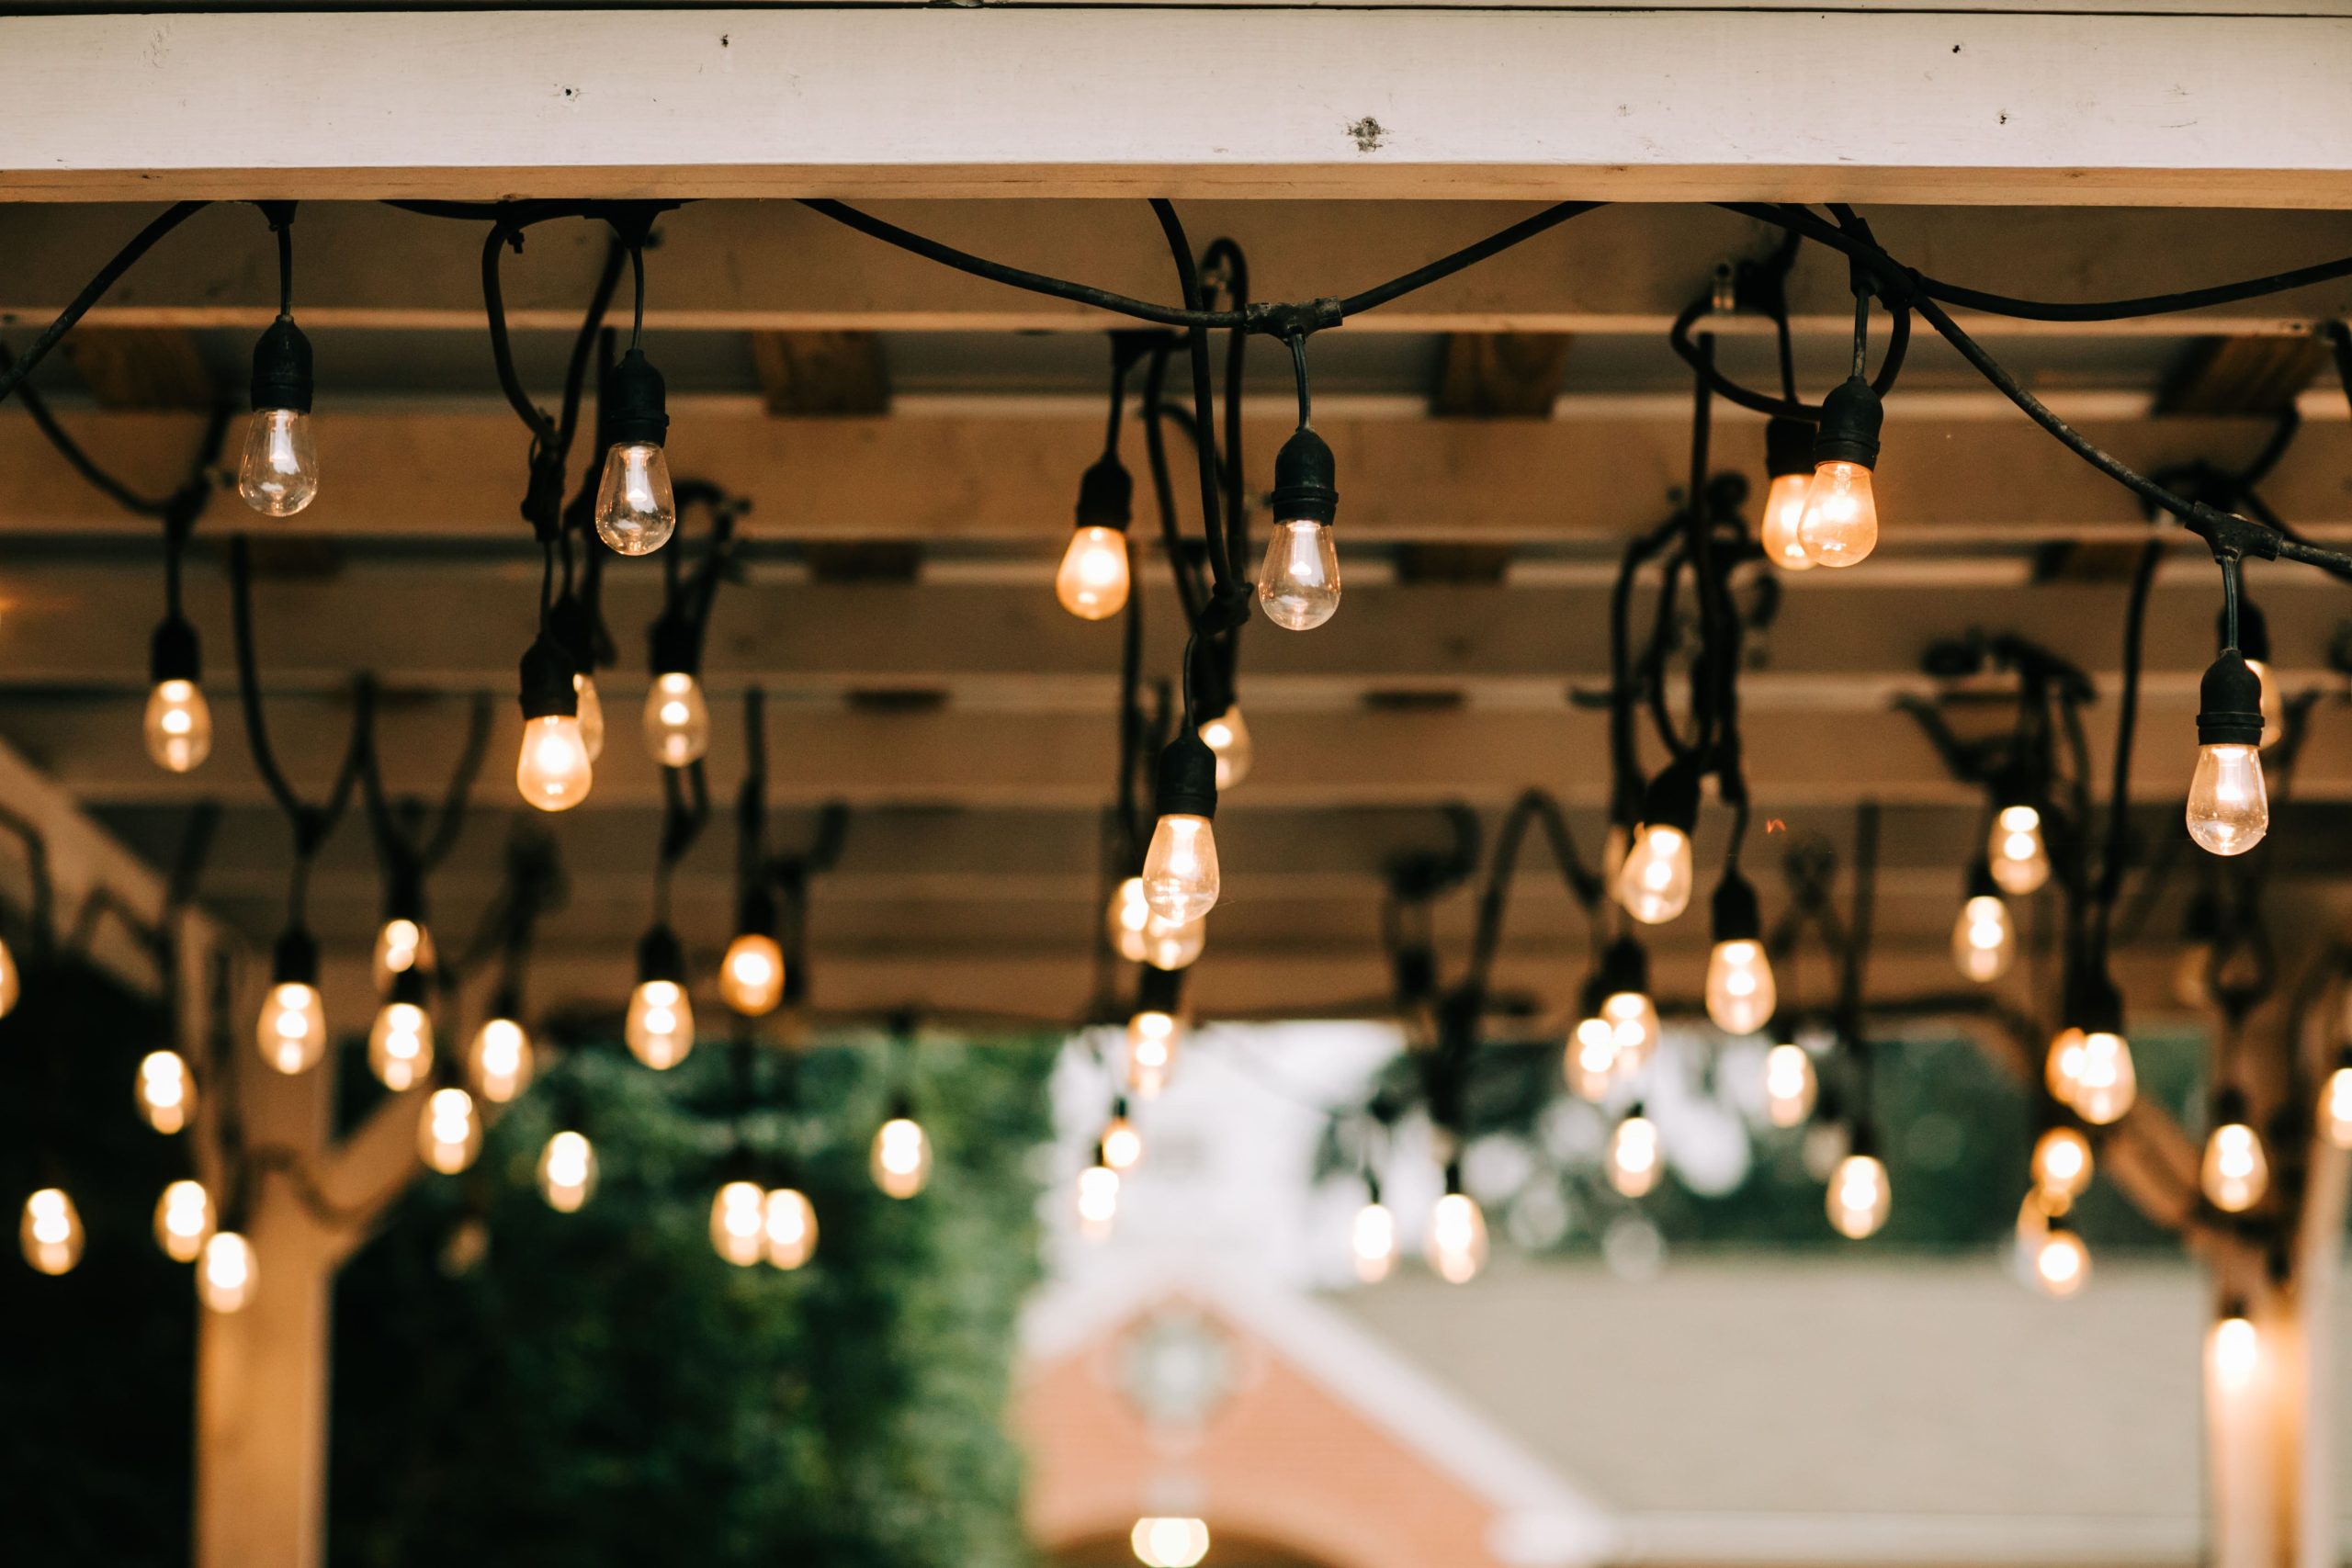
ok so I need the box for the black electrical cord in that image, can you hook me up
[0,200,210,409]
[1464,790,1605,996]
[2091,539,2164,967]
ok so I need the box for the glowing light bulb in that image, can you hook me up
[237,408,318,516]
[469,1016,535,1103]
[367,1000,435,1091]
[1704,939,1776,1035]
[537,1130,597,1213]
[1257,519,1340,630]
[0,935,17,1018]
[1200,705,1253,791]
[594,440,675,556]
[574,671,605,761]
[643,671,710,769]
[515,714,594,811]
[1101,1111,1144,1174]
[2071,1031,2136,1126]
[1351,1201,1396,1283]
[1426,1190,1488,1284]
[2323,1057,2352,1148]
[763,1186,818,1269]
[1141,814,1219,923]
[256,982,325,1075]
[719,932,785,1017]
[1615,825,1693,925]
[2201,1119,2269,1213]
[1759,471,1815,571]
[136,1048,195,1134]
[1566,1016,1617,1101]
[1796,459,1877,569]
[1131,1517,1211,1568]
[153,1179,213,1262]
[419,1087,481,1175]
[1141,913,1206,973]
[198,1230,256,1313]
[1828,1153,1891,1239]
[1077,1161,1122,1241]
[1608,1111,1662,1198]
[2187,744,2267,856]
[371,918,435,991]
[1601,989,1660,1076]
[2210,1313,2260,1393]
[626,979,694,1069]
[1952,895,2014,983]
[711,1180,767,1267]
[20,1187,82,1275]
[870,1117,933,1200]
[1126,1010,1182,1100]
[1107,877,1155,964]
[144,679,212,773]
[1764,1043,1816,1129]
[1988,807,2050,896]
[1055,525,1131,620]
[2032,1124,2093,1202]
[2031,1220,2090,1299]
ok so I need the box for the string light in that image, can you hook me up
[198,1230,257,1314]
[237,231,319,517]
[514,635,594,811]
[1607,1106,1662,1198]
[763,1183,819,1269]
[1056,457,1134,621]
[1351,1174,1396,1283]
[870,1095,933,1200]
[1763,1043,1817,1128]
[2209,1306,2260,1393]
[720,886,786,1018]
[644,617,711,769]
[1986,795,2051,897]
[136,1048,195,1134]
[371,895,435,992]
[1257,421,1341,631]
[144,612,211,773]
[1131,1517,1211,1568]
[626,926,695,1069]
[1566,1012,1617,1102]
[1077,1145,1122,1242]
[1107,876,1205,971]
[256,926,326,1075]
[19,1187,83,1275]
[711,1179,767,1267]
[1597,938,1661,1077]
[1125,965,1184,1100]
[1827,1128,1892,1240]
[1758,417,1816,571]
[469,1012,535,1104]
[153,1179,214,1263]
[594,344,675,555]
[2029,1212,2091,1299]
[2187,650,2267,856]
[1101,1099,1144,1174]
[368,974,435,1091]
[537,1129,598,1213]
[1796,374,1883,570]
[1703,872,1775,1035]
[2322,1046,2352,1148]
[2199,1089,2269,1213]
[1951,863,2015,983]
[1141,733,1221,923]
[2031,1122,2094,1203]
[419,1087,481,1175]
[1425,1166,1487,1285]
[2046,979,2136,1125]
[1616,761,1699,925]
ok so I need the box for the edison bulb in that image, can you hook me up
[1257,519,1341,630]
[2187,744,2267,856]
[469,1016,535,1103]
[2032,1124,2093,1202]
[1759,471,1815,570]
[1107,877,1155,964]
[2071,1032,2137,1125]
[711,1180,767,1267]
[1055,525,1131,620]
[574,671,605,761]
[1601,989,1660,1075]
[144,679,212,773]
[0,936,17,1018]
[1351,1201,1396,1283]
[1076,1163,1121,1241]
[1764,1043,1817,1129]
[719,932,786,1016]
[1132,1517,1211,1568]
[537,1130,597,1213]
[515,714,594,811]
[1988,807,2051,895]
[237,408,318,516]
[136,1048,195,1134]
[2210,1314,2260,1393]
[643,671,710,769]
[153,1179,214,1263]
[2245,658,2285,750]
[2324,1061,2352,1148]
[368,1000,434,1091]
[1616,825,1693,925]
[1126,1010,1181,1099]
[20,1188,82,1275]
[1608,1113,1662,1198]
[1426,1191,1488,1284]
[1952,895,2014,983]
[625,979,694,1069]
[870,1118,933,1199]
[1141,814,1219,923]
[1704,939,1776,1035]
[1828,1153,1891,1239]
[2201,1121,2269,1213]
[419,1087,481,1175]
[763,1186,819,1269]
[372,918,435,990]
[1797,459,1878,569]
[2032,1223,2091,1299]
[1141,911,1206,973]
[1200,705,1253,791]
[1566,1016,1617,1100]
[256,981,325,1074]
[198,1230,256,1313]
[594,440,675,555]
[1102,1114,1144,1174]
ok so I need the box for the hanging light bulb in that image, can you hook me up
[2323,1048,2352,1149]
[2209,1307,2260,1394]
[2072,1030,2137,1127]
[1566,1013,1617,1101]
[367,976,435,1092]
[870,1098,933,1200]
[198,1229,257,1313]
[238,315,318,516]
[1141,733,1221,923]
[2032,1122,2094,1203]
[763,1183,819,1269]
[1764,1043,1817,1129]
[1827,1131,1892,1239]
[1796,376,1883,569]
[1597,938,1660,1077]
[1425,1168,1487,1284]
[1616,762,1699,925]
[719,889,785,1017]
[2030,1213,2091,1299]
[153,1179,214,1263]
[1199,705,1253,792]
[1140,910,1206,973]
[0,933,17,1019]
[1055,456,1134,620]
[1077,1147,1122,1242]
[255,927,326,1075]
[1986,798,2051,897]
[1125,965,1184,1100]
[2200,1089,2269,1213]
[19,1187,83,1275]
[1257,425,1341,630]
[644,615,711,768]
[514,636,594,811]
[1108,877,1156,964]
[1101,1099,1144,1174]
[710,1178,768,1267]
[144,616,212,773]
[419,1087,481,1175]
[1758,418,1816,571]
[371,886,435,991]
[537,1129,598,1213]
[626,926,695,1069]
[469,1011,535,1104]
[1703,873,1775,1035]
[2187,651,2268,855]
[594,346,675,555]
[1608,1106,1663,1198]
[1951,868,2015,984]
[2233,600,2286,751]
[136,1048,196,1134]
[1131,1517,1212,1568]
[1351,1178,1396,1283]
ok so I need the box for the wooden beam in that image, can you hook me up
[748,331,891,416]
[55,325,219,411]
[1430,333,1571,419]
[2154,334,2334,417]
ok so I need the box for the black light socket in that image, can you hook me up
[2211,1085,2252,1129]
[517,635,581,721]
[1152,730,1219,821]
[1269,426,1339,526]
[1111,1095,1132,1122]
[1847,1120,1880,1162]
[885,1089,917,1124]
[1964,858,2001,901]
[2197,650,2265,748]
[149,615,200,686]
[1764,416,1816,479]
[1599,935,1650,999]
[249,316,314,414]
[272,924,320,987]
[1074,457,1134,532]
[649,613,700,679]
[1189,641,1236,724]
[735,883,778,942]
[1135,963,1183,1017]
[383,869,426,928]
[637,923,686,987]
[548,593,599,676]
[1811,376,1883,470]
[1637,760,1702,837]
[1711,872,1762,945]
[1442,1158,1465,1198]
[2067,969,2125,1038]
[605,347,669,449]
[386,966,429,1009]
[2227,599,2272,665]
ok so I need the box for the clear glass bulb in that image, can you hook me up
[2187,743,2267,856]
[2044,1026,2085,1102]
[537,1131,597,1213]
[1351,1201,1396,1283]
[367,1000,434,1091]
[1704,938,1776,1035]
[870,1117,933,1199]
[1199,705,1253,791]
[1102,1115,1145,1174]
[1827,1153,1892,1239]
[144,679,212,773]
[1601,989,1660,1075]
[2071,1031,2136,1125]
[1131,1517,1211,1568]
[153,1179,213,1263]
[626,979,695,1069]
[594,440,675,555]
[719,932,786,1016]
[1140,911,1206,972]
[1055,525,1131,620]
[0,934,16,1017]
[1615,825,1693,925]
[643,671,711,769]
[2324,1064,2352,1149]
[1608,1114,1662,1198]
[256,981,326,1074]
[238,408,318,516]
[1141,814,1219,923]
[2245,657,2285,750]
[137,1048,195,1134]
[20,1187,83,1275]
[1759,471,1815,571]
[2201,1120,2269,1213]
[763,1187,819,1269]
[1425,1191,1488,1284]
[198,1230,256,1313]
[2032,1224,2090,1299]
[2032,1124,2093,1201]
[1988,807,2051,896]
[1764,1043,1816,1128]
[469,1016,535,1103]
[1126,1010,1181,1099]
[371,918,435,991]
[419,1087,481,1175]
[574,671,605,761]
[710,1180,767,1267]
[1566,1016,1617,1101]
[1076,1163,1122,1241]
[1952,895,2014,982]
[1107,877,1154,964]
[515,714,594,812]
[1257,519,1341,630]
[1797,459,1878,569]
[2210,1314,2259,1393]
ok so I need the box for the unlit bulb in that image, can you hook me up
[419,1087,481,1175]
[198,1230,256,1313]
[626,979,694,1069]
[1141,814,1219,923]
[144,679,212,773]
[1426,1191,1487,1284]
[763,1187,818,1269]
[136,1048,195,1134]
[2201,1120,2269,1213]
[1608,1113,1662,1198]
[537,1130,597,1213]
[368,1000,434,1091]
[20,1187,82,1275]
[594,440,675,555]
[238,408,318,516]
[1055,525,1130,620]
[256,982,326,1075]
[711,1180,766,1267]
[2187,743,2267,856]
[870,1117,933,1199]
[1351,1201,1396,1283]
[469,1016,535,1103]
[1827,1153,1891,1239]
[515,714,594,811]
[1200,705,1253,791]
[1951,895,2014,983]
[719,932,785,1016]
[644,671,710,769]
[1764,1043,1816,1129]
[1988,807,2050,896]
[1257,519,1340,630]
[153,1179,213,1262]
[1797,459,1877,569]
[1615,825,1693,925]
[1704,938,1775,1035]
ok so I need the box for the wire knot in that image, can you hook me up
[1198,585,1256,635]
